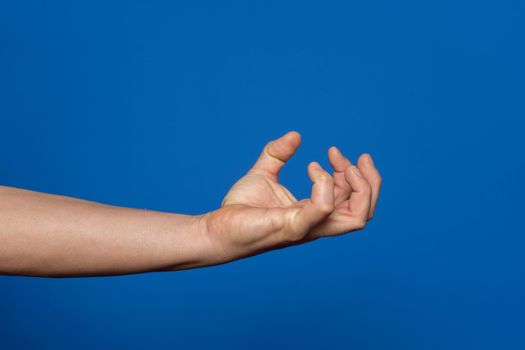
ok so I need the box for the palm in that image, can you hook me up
[222,172,297,208]
[212,172,301,254]
[222,170,358,239]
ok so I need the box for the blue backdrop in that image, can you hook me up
[1,1,524,349]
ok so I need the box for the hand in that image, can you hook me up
[202,131,382,264]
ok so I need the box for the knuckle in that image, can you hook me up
[354,217,367,230]
[318,203,334,214]
[265,140,288,163]
[286,229,307,242]
[319,174,333,184]
[263,142,274,156]
[374,175,382,187]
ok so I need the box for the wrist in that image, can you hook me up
[187,207,246,267]
[162,209,235,270]
[189,209,232,267]
[161,212,214,270]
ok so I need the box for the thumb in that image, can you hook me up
[249,131,301,179]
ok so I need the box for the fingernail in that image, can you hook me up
[311,162,321,169]
[331,146,341,155]
[365,154,374,165]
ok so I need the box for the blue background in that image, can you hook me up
[1,1,524,349]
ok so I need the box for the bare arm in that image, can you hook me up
[0,186,211,276]
[0,131,381,277]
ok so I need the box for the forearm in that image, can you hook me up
[0,186,212,277]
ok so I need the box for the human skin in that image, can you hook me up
[0,131,381,277]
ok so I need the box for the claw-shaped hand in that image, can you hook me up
[203,131,382,263]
